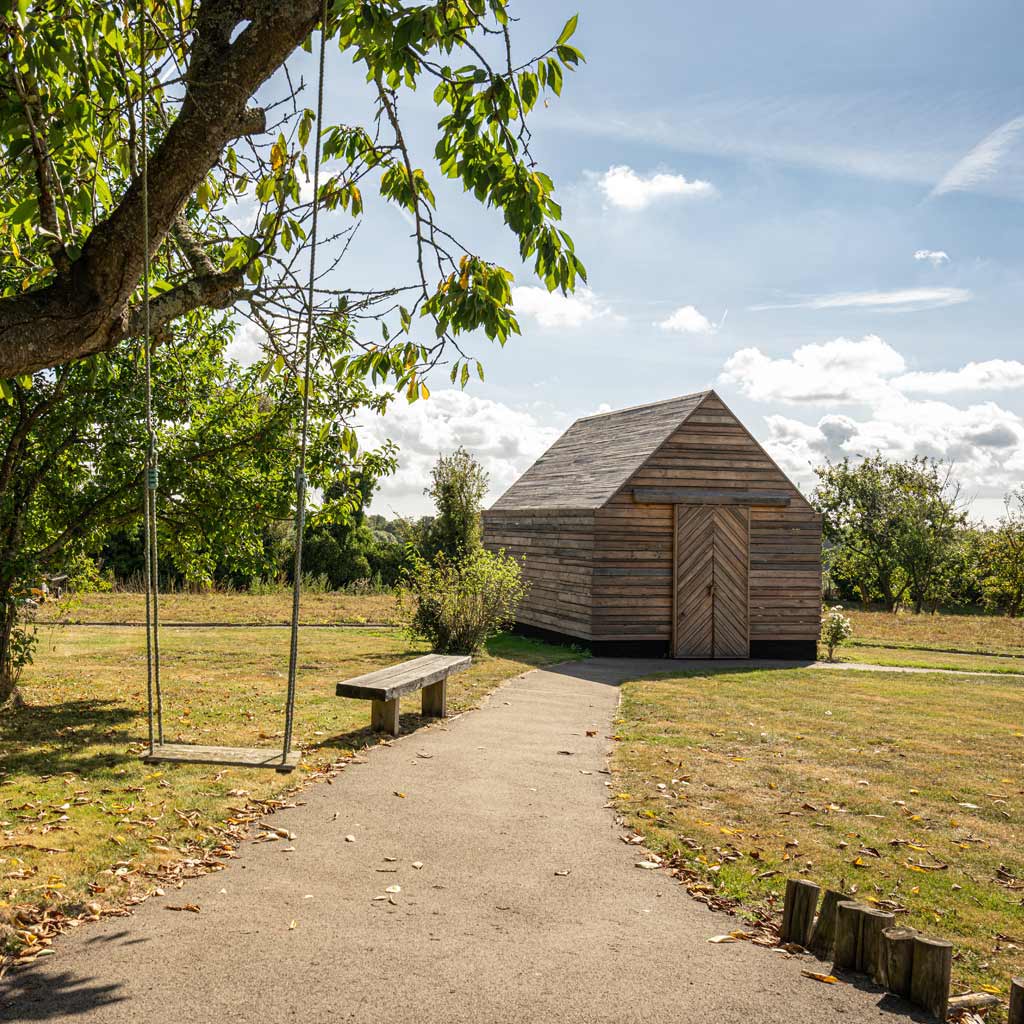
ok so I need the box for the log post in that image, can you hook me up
[808,889,847,959]
[879,927,917,999]
[833,901,865,971]
[860,907,896,980]
[1009,977,1024,1024]
[781,878,820,946]
[910,936,952,1021]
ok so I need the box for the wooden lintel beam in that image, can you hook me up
[632,487,791,506]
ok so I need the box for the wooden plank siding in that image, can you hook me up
[482,509,595,639]
[592,394,821,645]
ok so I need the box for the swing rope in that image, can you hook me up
[140,1,162,755]
[140,0,329,764]
[284,0,329,756]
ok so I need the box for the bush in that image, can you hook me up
[400,549,527,654]
[820,605,853,661]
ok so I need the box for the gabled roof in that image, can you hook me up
[490,391,711,511]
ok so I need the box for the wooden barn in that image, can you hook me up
[482,391,822,659]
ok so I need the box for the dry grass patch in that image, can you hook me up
[1,624,581,965]
[613,665,1024,997]
[32,590,400,626]
[847,609,1024,656]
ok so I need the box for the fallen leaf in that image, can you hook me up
[708,934,738,943]
[554,869,571,877]
[394,792,406,799]
[385,885,401,894]
[586,730,597,737]
[288,920,298,930]
[344,835,356,843]
[801,971,838,984]
[635,861,661,870]
[412,861,424,869]
[165,904,200,913]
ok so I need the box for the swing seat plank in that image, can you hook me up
[336,653,471,737]
[142,744,300,772]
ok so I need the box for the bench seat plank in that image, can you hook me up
[335,654,471,702]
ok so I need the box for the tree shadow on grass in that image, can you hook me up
[0,698,136,779]
[0,968,124,1021]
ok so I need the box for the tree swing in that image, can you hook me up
[138,1,329,773]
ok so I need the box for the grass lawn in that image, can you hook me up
[0,622,582,967]
[613,665,1024,999]
[32,590,401,626]
[846,608,1024,657]
[835,643,1024,676]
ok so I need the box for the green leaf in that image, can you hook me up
[557,14,578,45]
[10,196,37,225]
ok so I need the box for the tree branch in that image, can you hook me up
[0,0,320,378]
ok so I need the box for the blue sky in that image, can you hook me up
[235,1,1024,520]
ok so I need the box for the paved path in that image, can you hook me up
[1,659,916,1023]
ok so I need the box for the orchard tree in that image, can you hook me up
[0,1,587,704]
[978,489,1024,616]
[0,1,585,380]
[814,454,964,613]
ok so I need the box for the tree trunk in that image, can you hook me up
[0,602,20,708]
[0,599,22,710]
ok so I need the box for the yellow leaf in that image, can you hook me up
[801,970,838,984]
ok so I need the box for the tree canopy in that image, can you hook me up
[0,0,585,385]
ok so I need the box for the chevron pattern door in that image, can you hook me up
[674,505,750,658]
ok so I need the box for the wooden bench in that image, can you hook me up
[335,654,471,736]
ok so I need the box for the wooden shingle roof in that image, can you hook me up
[490,391,711,511]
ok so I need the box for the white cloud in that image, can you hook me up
[225,319,268,366]
[357,389,564,517]
[657,304,716,334]
[932,115,1024,200]
[596,165,716,211]
[721,335,906,405]
[511,286,611,329]
[718,336,1024,500]
[752,287,971,313]
[894,359,1024,395]
[913,249,950,266]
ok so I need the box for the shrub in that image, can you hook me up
[820,605,853,661]
[400,549,527,654]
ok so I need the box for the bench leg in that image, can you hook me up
[421,678,447,718]
[371,697,400,736]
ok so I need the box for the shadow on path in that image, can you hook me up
[0,969,124,1022]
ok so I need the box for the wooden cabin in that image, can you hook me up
[482,391,822,659]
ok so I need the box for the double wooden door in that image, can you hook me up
[673,505,750,658]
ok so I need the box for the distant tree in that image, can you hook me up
[895,461,966,613]
[978,490,1024,616]
[813,454,964,613]
[423,448,488,561]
